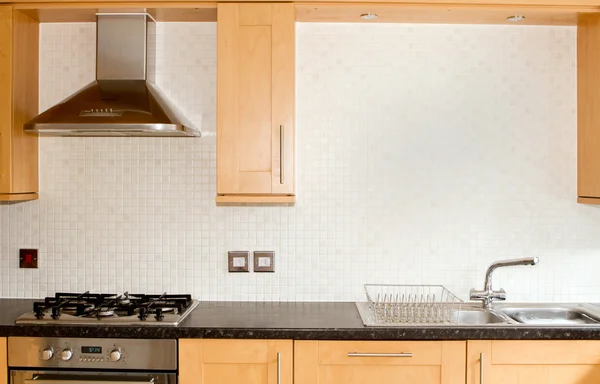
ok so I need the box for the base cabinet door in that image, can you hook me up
[295,340,466,384]
[179,339,292,384]
[1,337,6,384]
[468,340,600,384]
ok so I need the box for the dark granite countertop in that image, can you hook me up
[2,299,600,340]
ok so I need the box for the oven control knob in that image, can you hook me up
[61,348,73,361]
[41,348,54,361]
[109,349,122,362]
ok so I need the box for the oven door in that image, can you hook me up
[10,371,177,384]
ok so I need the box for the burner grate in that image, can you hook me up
[31,292,194,322]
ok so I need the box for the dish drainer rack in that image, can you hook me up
[364,284,463,324]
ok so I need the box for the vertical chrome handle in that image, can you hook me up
[277,352,281,384]
[480,352,484,384]
[279,125,284,184]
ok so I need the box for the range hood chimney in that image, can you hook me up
[25,14,200,137]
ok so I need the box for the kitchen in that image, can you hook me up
[1,0,600,383]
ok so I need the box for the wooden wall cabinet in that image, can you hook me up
[578,13,600,205]
[216,3,295,205]
[0,6,38,202]
[179,339,293,384]
[468,340,600,383]
[295,340,466,384]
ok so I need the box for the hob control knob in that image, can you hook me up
[109,349,122,362]
[61,349,73,361]
[41,348,54,361]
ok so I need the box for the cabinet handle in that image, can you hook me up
[277,352,281,384]
[280,125,284,185]
[347,352,413,358]
[480,352,484,384]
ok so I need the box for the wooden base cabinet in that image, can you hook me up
[1,337,6,384]
[295,340,466,384]
[468,340,600,384]
[178,339,293,384]
[0,6,39,202]
[216,3,295,205]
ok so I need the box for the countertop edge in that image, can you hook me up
[2,325,600,340]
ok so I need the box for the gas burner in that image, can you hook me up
[109,292,141,306]
[19,292,197,326]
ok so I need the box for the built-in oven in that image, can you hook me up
[8,338,177,384]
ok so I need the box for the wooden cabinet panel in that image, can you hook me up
[0,6,38,201]
[295,340,466,384]
[217,3,295,204]
[468,340,600,384]
[578,13,600,204]
[5,0,600,7]
[0,6,11,196]
[179,339,293,384]
[0,337,6,384]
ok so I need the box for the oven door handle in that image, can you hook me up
[26,380,154,384]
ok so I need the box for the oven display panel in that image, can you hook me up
[81,346,102,354]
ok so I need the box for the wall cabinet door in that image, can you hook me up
[295,340,466,384]
[0,6,38,201]
[578,13,600,204]
[179,339,293,384]
[468,340,600,384]
[216,3,295,204]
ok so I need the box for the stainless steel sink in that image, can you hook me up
[454,308,514,325]
[356,302,600,327]
[494,303,600,326]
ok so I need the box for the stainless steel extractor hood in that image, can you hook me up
[25,14,200,137]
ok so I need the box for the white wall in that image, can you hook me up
[1,22,599,302]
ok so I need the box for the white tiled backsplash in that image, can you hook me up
[1,22,599,302]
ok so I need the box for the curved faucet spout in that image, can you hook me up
[470,257,539,309]
[483,257,539,292]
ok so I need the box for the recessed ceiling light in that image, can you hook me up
[507,15,526,22]
[360,13,379,21]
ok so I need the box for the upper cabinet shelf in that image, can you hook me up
[12,4,217,23]
[5,0,600,6]
[5,2,597,26]
[296,4,597,25]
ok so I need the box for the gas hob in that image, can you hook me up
[15,292,198,326]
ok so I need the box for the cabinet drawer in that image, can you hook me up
[318,341,442,366]
[491,340,600,365]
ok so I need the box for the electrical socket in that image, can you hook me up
[19,249,38,268]
[254,251,275,273]
[228,251,249,272]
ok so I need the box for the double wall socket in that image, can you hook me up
[228,251,275,273]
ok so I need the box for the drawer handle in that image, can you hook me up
[347,352,413,358]
[277,352,281,384]
[480,352,485,384]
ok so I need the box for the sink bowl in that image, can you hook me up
[494,303,600,326]
[454,309,513,325]
[355,302,514,326]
